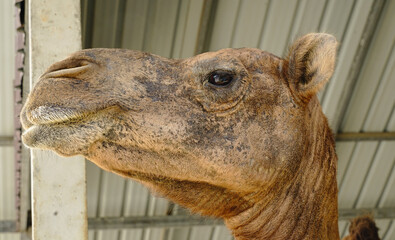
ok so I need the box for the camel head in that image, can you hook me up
[21,33,338,227]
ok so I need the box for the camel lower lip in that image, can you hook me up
[22,121,81,149]
[21,123,88,156]
[22,125,40,148]
[22,118,81,148]
[22,113,87,148]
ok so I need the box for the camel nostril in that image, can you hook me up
[44,64,91,79]
[42,53,97,79]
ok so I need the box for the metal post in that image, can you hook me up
[28,0,87,239]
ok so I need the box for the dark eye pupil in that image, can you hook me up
[208,71,234,86]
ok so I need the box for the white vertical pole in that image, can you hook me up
[28,0,88,239]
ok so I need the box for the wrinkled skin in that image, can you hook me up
[22,33,353,239]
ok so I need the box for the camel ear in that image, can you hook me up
[285,33,338,103]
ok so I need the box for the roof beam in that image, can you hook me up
[0,220,16,233]
[338,208,395,221]
[336,131,395,141]
[2,209,395,232]
[88,215,223,230]
[86,208,395,230]
[0,136,13,146]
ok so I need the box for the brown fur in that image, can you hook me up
[20,33,374,239]
[342,216,380,240]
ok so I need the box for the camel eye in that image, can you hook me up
[207,71,234,86]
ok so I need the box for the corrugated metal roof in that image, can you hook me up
[335,0,395,235]
[78,0,395,239]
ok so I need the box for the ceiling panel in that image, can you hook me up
[321,0,374,129]
[340,0,395,132]
[258,0,298,56]
[229,0,270,48]
[208,0,240,51]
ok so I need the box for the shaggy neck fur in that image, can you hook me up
[225,98,339,240]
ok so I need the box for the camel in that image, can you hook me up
[21,33,379,239]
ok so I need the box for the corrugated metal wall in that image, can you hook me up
[80,0,395,240]
[0,0,19,239]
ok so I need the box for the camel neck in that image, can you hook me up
[225,103,339,240]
